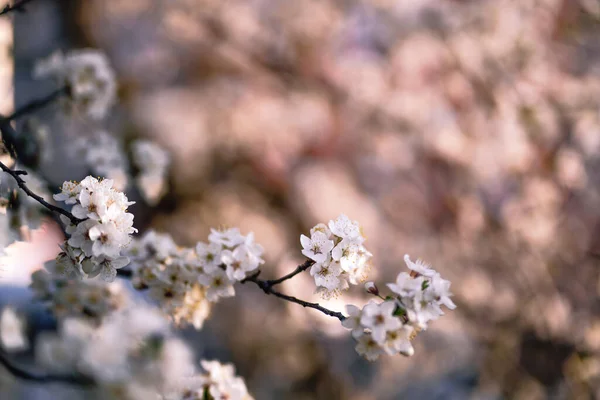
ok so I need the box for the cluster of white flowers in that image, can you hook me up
[301,214,372,298]
[36,303,197,399]
[70,131,129,191]
[131,140,171,205]
[341,255,456,361]
[30,266,129,323]
[127,228,263,329]
[52,176,136,282]
[34,49,116,120]
[173,360,254,400]
[197,228,264,300]
[127,230,212,330]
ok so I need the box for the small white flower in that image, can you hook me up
[208,228,245,248]
[200,360,253,400]
[79,176,114,194]
[72,188,109,220]
[403,254,437,277]
[131,140,171,205]
[310,258,346,292]
[199,269,235,302]
[0,307,28,351]
[53,181,81,205]
[310,223,332,238]
[427,273,457,311]
[89,222,126,258]
[333,241,370,274]
[355,333,383,361]
[53,244,85,279]
[195,241,223,272]
[341,304,364,338]
[221,245,262,281]
[140,230,178,261]
[59,215,77,235]
[35,49,117,119]
[387,272,424,298]
[383,325,414,357]
[328,214,362,240]
[300,231,334,263]
[84,255,130,282]
[359,301,402,344]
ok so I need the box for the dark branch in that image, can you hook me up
[6,87,68,122]
[0,350,94,385]
[0,0,35,16]
[0,161,81,224]
[242,263,346,321]
[0,88,68,169]
[265,259,314,286]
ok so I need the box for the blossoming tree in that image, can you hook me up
[0,2,456,399]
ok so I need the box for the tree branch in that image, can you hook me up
[0,161,81,224]
[6,86,68,122]
[242,263,346,321]
[0,0,35,16]
[0,350,94,385]
[265,259,314,286]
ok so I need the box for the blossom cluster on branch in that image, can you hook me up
[301,214,372,298]
[52,176,136,281]
[127,227,264,329]
[342,255,456,360]
[0,35,458,397]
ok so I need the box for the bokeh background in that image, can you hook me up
[1,0,600,398]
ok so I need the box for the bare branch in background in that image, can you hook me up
[0,350,94,385]
[0,0,35,17]
[6,86,68,122]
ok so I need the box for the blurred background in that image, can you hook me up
[1,0,600,398]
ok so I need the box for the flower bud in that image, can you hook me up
[364,281,379,296]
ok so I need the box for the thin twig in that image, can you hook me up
[6,86,68,121]
[0,0,35,16]
[0,161,80,224]
[0,350,94,385]
[265,259,314,286]
[242,265,346,321]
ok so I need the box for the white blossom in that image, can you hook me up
[70,131,129,191]
[0,307,28,351]
[355,333,383,361]
[310,257,348,294]
[221,244,262,281]
[341,304,363,338]
[85,255,130,282]
[383,325,415,357]
[208,228,245,248]
[300,231,334,263]
[387,272,424,298]
[34,49,117,119]
[131,140,171,205]
[53,181,81,204]
[328,214,363,240]
[359,301,401,343]
[403,254,437,277]
[198,268,235,302]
